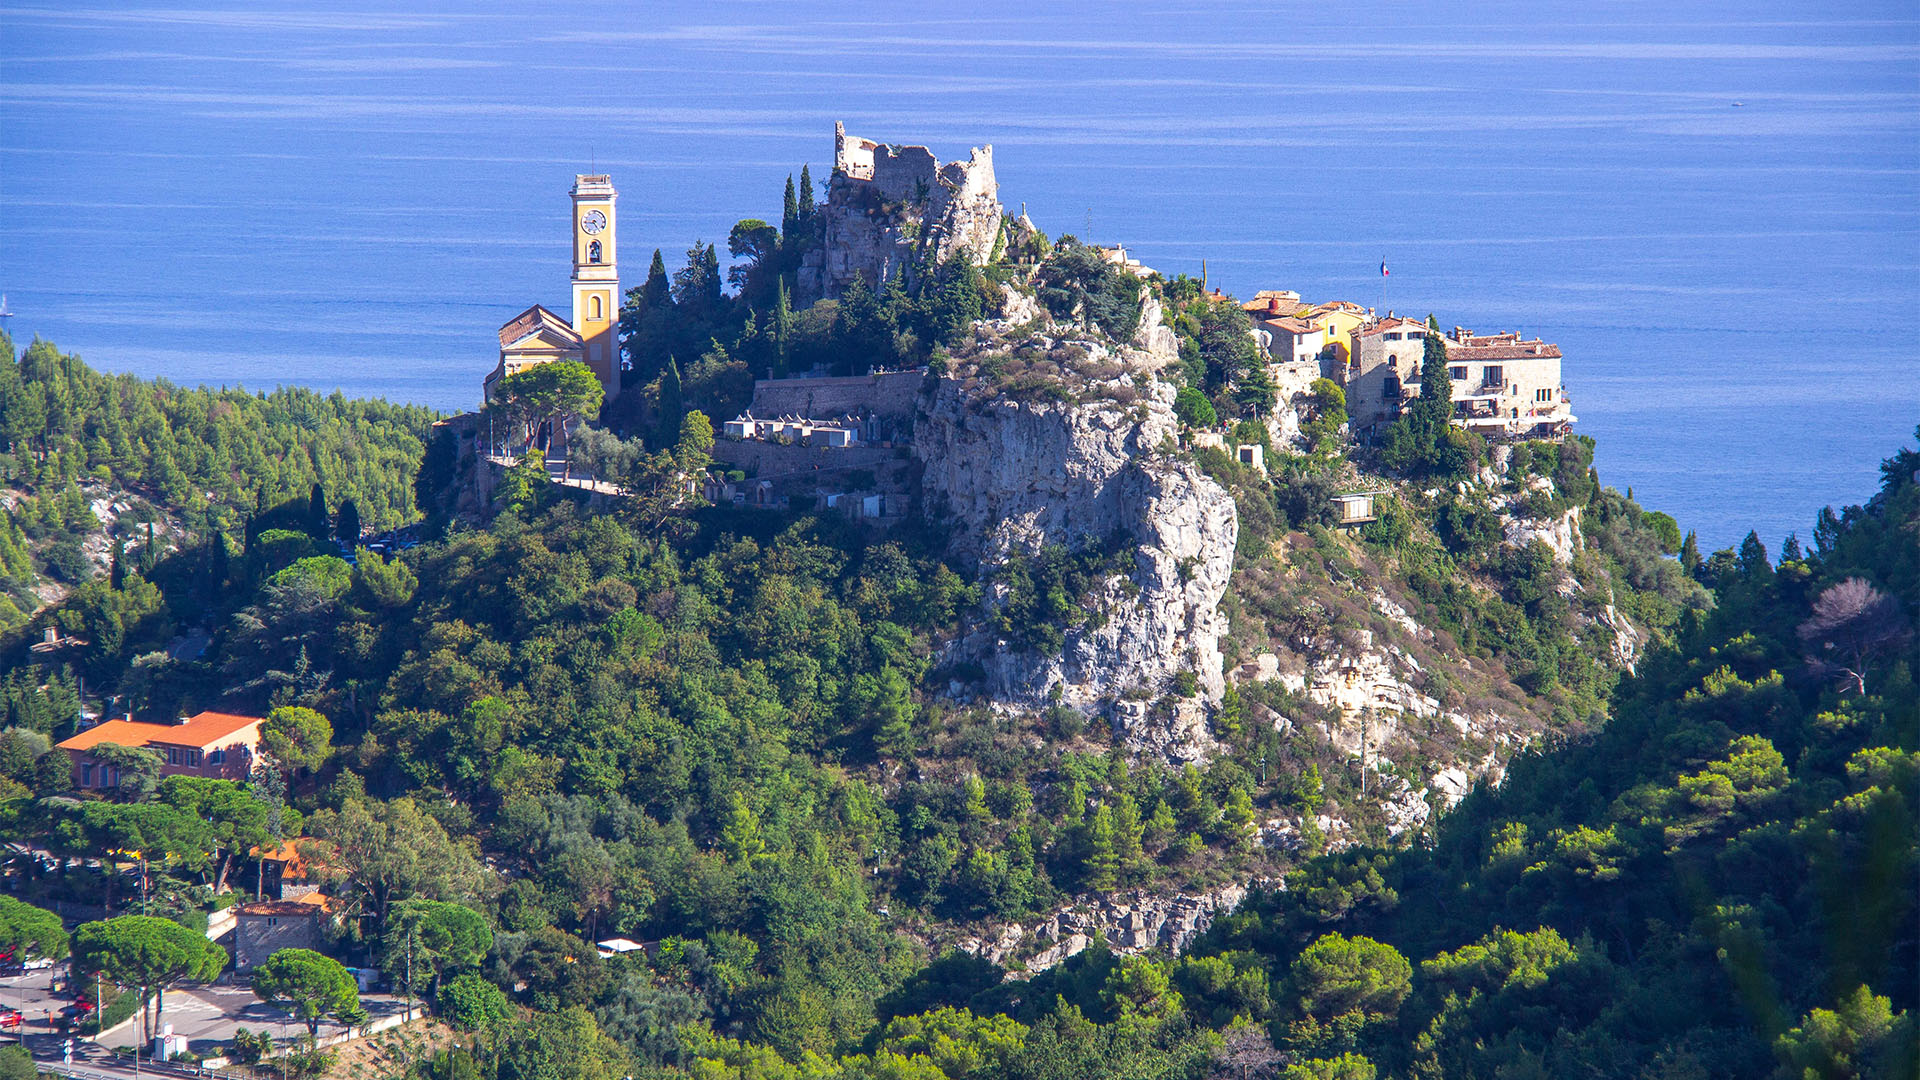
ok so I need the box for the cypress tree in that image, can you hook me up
[335,498,361,549]
[657,358,684,448]
[642,250,671,310]
[109,538,125,590]
[773,278,794,376]
[797,163,816,222]
[1680,531,1701,576]
[209,530,229,596]
[781,175,799,241]
[306,482,328,540]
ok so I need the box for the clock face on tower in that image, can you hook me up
[581,210,607,235]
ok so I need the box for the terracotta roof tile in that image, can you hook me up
[58,711,262,753]
[497,304,582,350]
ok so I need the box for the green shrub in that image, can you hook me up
[440,972,514,1031]
[1175,386,1218,428]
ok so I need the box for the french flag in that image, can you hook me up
[1380,261,1390,277]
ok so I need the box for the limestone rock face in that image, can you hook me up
[956,884,1250,972]
[798,122,1003,300]
[1265,357,1325,451]
[915,376,1237,755]
[1503,502,1583,564]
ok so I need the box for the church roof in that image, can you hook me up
[498,305,582,350]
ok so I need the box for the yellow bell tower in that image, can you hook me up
[570,174,619,400]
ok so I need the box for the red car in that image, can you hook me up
[0,1010,23,1029]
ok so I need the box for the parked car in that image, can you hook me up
[0,1009,22,1028]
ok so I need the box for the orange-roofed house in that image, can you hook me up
[57,711,265,791]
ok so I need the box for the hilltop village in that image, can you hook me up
[0,121,1901,1080]
[474,123,1573,523]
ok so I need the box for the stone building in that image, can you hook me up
[57,710,263,790]
[1346,316,1432,436]
[1342,319,1575,440]
[233,896,327,972]
[798,123,1003,300]
[1443,328,1574,437]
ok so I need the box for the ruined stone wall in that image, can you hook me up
[870,144,940,203]
[710,440,905,483]
[801,123,1003,300]
[745,370,928,424]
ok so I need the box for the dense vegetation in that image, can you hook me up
[0,168,1912,1077]
[0,329,437,630]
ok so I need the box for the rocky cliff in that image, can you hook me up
[916,376,1237,756]
[954,884,1251,973]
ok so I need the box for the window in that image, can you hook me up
[1383,332,1401,341]
[80,764,93,788]
[208,750,225,765]
[588,240,602,264]
[1536,388,1553,402]
[1483,365,1503,385]
[1449,366,1467,381]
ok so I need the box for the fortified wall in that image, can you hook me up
[742,369,928,425]
[798,122,1003,300]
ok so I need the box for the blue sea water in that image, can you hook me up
[2,1,1916,550]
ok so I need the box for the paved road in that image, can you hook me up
[0,964,413,1070]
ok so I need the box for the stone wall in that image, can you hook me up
[801,123,1002,300]
[745,370,928,425]
[710,441,909,488]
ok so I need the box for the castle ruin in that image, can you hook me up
[797,122,1004,300]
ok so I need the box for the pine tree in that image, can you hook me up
[1113,793,1145,878]
[963,776,991,835]
[721,792,764,862]
[1084,805,1119,892]
[1295,764,1325,814]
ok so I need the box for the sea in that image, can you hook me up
[2,1,1916,551]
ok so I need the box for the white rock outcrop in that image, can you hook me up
[917,376,1238,755]
[957,884,1249,972]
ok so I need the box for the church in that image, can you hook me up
[483,174,622,405]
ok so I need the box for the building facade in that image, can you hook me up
[569,174,620,401]
[483,175,621,406]
[233,898,324,972]
[1443,328,1574,437]
[57,711,263,791]
[1346,316,1433,435]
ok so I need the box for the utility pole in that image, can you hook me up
[404,925,416,1023]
